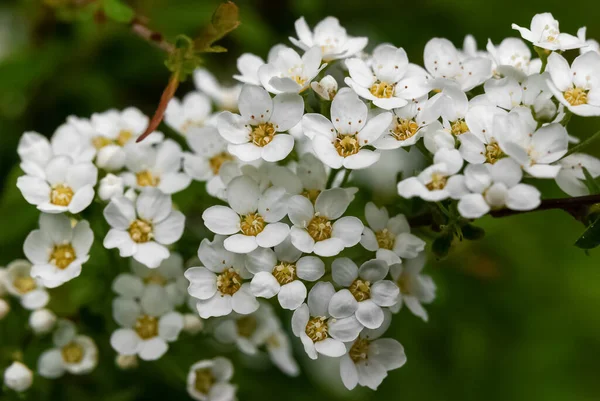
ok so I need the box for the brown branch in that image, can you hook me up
[130,17,175,53]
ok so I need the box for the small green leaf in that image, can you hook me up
[194,1,241,53]
[461,224,485,241]
[102,0,135,23]
[432,231,453,258]
[582,167,600,195]
[575,215,600,249]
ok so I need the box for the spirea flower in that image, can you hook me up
[311,75,338,100]
[4,362,33,392]
[165,92,213,135]
[98,173,125,201]
[389,252,436,321]
[258,46,325,94]
[512,12,585,51]
[29,308,57,335]
[555,153,600,196]
[186,357,237,401]
[2,260,49,310]
[103,188,185,268]
[194,68,241,111]
[213,303,278,354]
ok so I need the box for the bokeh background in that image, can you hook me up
[1,0,600,400]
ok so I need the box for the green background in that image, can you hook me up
[1,0,599,400]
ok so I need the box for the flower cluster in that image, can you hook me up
[4,11,600,399]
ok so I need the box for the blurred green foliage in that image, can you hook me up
[1,0,600,400]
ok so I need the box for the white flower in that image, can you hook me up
[546,51,600,117]
[183,314,204,335]
[494,109,568,178]
[98,173,124,201]
[165,92,213,135]
[345,44,430,110]
[233,45,287,85]
[258,46,325,94]
[311,75,338,100]
[17,155,97,214]
[103,189,185,268]
[3,362,33,392]
[115,354,138,370]
[121,139,192,194]
[202,175,290,253]
[186,357,237,401]
[289,16,367,61]
[512,12,585,51]
[303,88,391,169]
[29,308,57,334]
[2,260,49,310]
[194,68,241,111]
[423,82,471,137]
[213,303,279,354]
[291,282,363,359]
[24,214,93,288]
[458,104,507,164]
[246,237,325,310]
[265,329,300,377]
[457,159,541,219]
[186,235,259,318]
[361,202,425,265]
[288,188,363,257]
[486,38,540,77]
[397,148,465,201]
[555,153,600,196]
[339,312,406,390]
[389,252,436,321]
[424,38,492,91]
[38,320,98,378]
[112,253,188,310]
[110,297,183,361]
[330,258,399,329]
[217,84,304,162]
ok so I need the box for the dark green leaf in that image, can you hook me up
[194,1,240,52]
[432,231,453,258]
[575,215,600,249]
[461,224,485,241]
[582,167,600,195]
[102,0,135,23]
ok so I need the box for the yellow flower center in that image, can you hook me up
[92,130,133,149]
[293,75,306,86]
[144,273,167,286]
[180,120,204,134]
[240,213,265,236]
[397,274,410,294]
[349,337,371,363]
[301,189,321,204]
[563,87,588,106]
[307,215,333,242]
[349,279,371,302]
[272,262,296,285]
[209,152,234,175]
[236,316,258,338]
[13,275,36,294]
[217,268,242,296]
[375,228,395,250]
[128,219,153,243]
[305,316,328,342]
[250,123,276,147]
[194,368,216,395]
[50,184,74,206]
[426,173,447,191]
[391,118,419,141]
[450,119,469,136]
[334,134,360,157]
[135,315,159,340]
[136,170,160,187]
[484,142,504,164]
[369,81,395,98]
[50,244,76,269]
[61,342,84,364]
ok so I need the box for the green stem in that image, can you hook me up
[339,169,351,187]
[326,168,340,189]
[562,129,600,159]
[415,140,433,162]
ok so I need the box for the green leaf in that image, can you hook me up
[432,231,453,258]
[582,167,600,195]
[575,215,600,249]
[102,0,135,23]
[194,1,241,52]
[461,224,485,241]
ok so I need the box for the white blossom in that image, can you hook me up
[186,357,237,401]
[311,75,338,100]
[165,92,213,135]
[194,68,241,111]
[258,46,325,94]
[389,252,436,321]
[29,308,57,335]
[555,153,600,196]
[3,362,33,392]
[2,260,49,310]
[98,173,125,201]
[512,12,585,51]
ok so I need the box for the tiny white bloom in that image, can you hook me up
[233,45,287,85]
[512,12,585,51]
[29,308,57,335]
[115,354,138,370]
[217,84,304,162]
[458,104,507,165]
[165,92,213,135]
[186,357,237,401]
[555,153,600,196]
[389,252,436,321]
[311,75,338,100]
[246,237,325,310]
[265,329,300,377]
[202,175,290,253]
[194,68,241,111]
[546,51,600,117]
[330,258,399,329]
[258,46,325,94]
[17,155,97,214]
[2,260,49,310]
[183,314,204,335]
[38,320,98,378]
[288,188,363,257]
[103,189,185,268]
[24,213,93,288]
[98,173,124,201]
[4,362,33,392]
[186,236,258,318]
[486,38,540,78]
[303,88,391,169]
[291,282,363,359]
[345,44,430,110]
[361,202,426,265]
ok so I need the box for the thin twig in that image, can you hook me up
[561,129,600,160]
[130,17,175,53]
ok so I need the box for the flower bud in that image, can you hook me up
[124,188,138,202]
[183,313,204,335]
[3,361,33,392]
[29,308,57,334]
[0,299,9,320]
[96,146,126,171]
[98,174,124,201]
[311,75,338,100]
[116,354,138,370]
